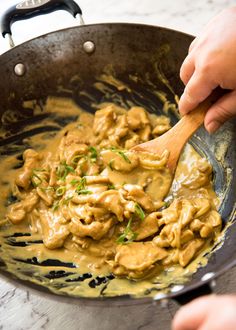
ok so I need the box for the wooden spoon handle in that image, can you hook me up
[171,96,213,141]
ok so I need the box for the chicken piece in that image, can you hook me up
[127,107,150,130]
[180,229,195,245]
[63,126,93,147]
[122,184,155,211]
[84,176,110,185]
[101,149,139,172]
[15,149,41,189]
[179,200,196,228]
[152,116,171,136]
[7,191,39,224]
[36,186,54,206]
[7,203,26,224]
[39,210,70,249]
[63,144,88,165]
[96,190,125,221]
[182,159,212,189]
[108,114,129,141]
[206,210,222,228]
[70,218,114,240]
[113,242,167,278]
[93,106,115,143]
[179,239,205,267]
[135,212,160,240]
[137,150,169,170]
[192,198,211,218]
[124,133,140,149]
[137,125,152,142]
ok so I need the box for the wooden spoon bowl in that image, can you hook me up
[132,93,219,174]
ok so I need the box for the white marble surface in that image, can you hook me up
[0,0,236,329]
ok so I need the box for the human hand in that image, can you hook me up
[172,294,236,330]
[179,7,236,133]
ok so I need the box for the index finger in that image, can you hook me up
[179,70,218,115]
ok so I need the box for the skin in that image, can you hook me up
[172,295,236,330]
[179,6,236,133]
[172,7,236,330]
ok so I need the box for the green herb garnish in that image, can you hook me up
[77,190,92,195]
[117,151,131,163]
[107,183,115,190]
[51,200,60,212]
[39,186,55,192]
[75,177,86,191]
[62,195,74,205]
[56,161,75,181]
[70,179,80,186]
[71,155,85,165]
[110,147,131,164]
[117,218,137,244]
[88,146,98,162]
[31,171,43,188]
[108,160,114,171]
[134,203,145,221]
[55,186,66,197]
[163,200,171,208]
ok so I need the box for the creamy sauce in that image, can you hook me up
[0,96,223,298]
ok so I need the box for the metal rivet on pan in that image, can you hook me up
[201,272,215,282]
[153,292,168,301]
[14,63,26,76]
[170,285,185,293]
[83,41,95,54]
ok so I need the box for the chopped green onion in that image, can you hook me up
[117,218,137,244]
[110,147,131,164]
[163,200,171,208]
[71,155,85,165]
[117,151,131,163]
[75,177,86,192]
[77,190,92,195]
[134,203,145,221]
[62,195,74,205]
[70,179,80,186]
[32,168,46,172]
[31,172,43,188]
[56,186,66,197]
[56,161,75,181]
[51,200,60,212]
[107,183,115,190]
[89,146,98,162]
[39,186,55,192]
[108,160,114,171]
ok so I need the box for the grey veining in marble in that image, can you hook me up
[0,0,235,329]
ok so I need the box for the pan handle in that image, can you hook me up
[173,282,213,305]
[1,0,83,47]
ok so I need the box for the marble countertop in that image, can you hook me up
[0,1,236,329]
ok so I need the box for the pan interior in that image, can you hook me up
[0,24,235,301]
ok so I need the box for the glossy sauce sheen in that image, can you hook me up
[0,97,222,298]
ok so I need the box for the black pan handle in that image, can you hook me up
[174,283,213,305]
[1,0,83,38]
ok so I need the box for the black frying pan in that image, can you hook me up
[0,0,235,305]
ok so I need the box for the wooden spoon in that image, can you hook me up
[132,93,219,174]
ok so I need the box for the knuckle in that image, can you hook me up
[213,104,232,122]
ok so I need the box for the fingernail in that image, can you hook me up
[178,96,188,115]
[206,121,221,133]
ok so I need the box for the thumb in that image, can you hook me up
[204,90,236,133]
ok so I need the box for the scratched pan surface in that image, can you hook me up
[0,24,235,304]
